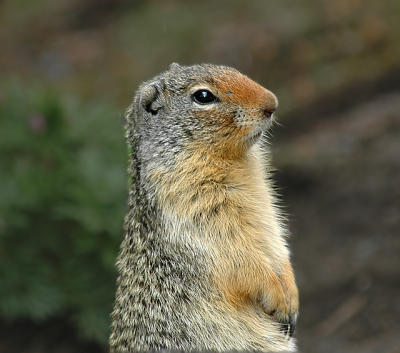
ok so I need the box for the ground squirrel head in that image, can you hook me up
[128,63,278,184]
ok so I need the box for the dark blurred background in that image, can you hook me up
[0,1,399,352]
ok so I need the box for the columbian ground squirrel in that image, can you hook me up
[110,63,299,352]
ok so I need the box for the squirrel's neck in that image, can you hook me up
[146,143,275,223]
[137,141,287,268]
[145,143,269,213]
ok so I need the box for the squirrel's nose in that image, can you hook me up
[262,91,278,119]
[262,102,277,119]
[263,107,275,119]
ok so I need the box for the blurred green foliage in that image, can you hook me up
[0,82,127,343]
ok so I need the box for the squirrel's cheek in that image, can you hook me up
[233,109,256,128]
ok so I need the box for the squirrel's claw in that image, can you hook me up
[278,312,297,338]
[264,300,298,339]
[259,267,299,339]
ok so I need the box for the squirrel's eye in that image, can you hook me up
[192,89,218,104]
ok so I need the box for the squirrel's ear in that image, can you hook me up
[139,79,166,116]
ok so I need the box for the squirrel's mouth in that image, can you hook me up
[245,128,263,145]
[244,116,272,144]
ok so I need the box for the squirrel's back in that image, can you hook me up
[110,63,298,352]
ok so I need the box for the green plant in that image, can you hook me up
[0,82,127,344]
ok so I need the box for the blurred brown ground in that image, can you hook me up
[1,0,399,352]
[275,91,400,353]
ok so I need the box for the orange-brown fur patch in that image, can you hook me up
[215,70,278,112]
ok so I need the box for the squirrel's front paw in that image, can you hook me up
[260,262,299,337]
